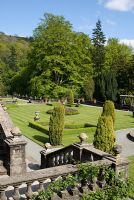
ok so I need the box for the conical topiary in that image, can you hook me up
[93,115,115,154]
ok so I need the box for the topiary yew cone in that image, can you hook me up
[93,115,115,154]
[49,104,65,146]
[102,100,115,124]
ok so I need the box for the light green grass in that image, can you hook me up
[128,156,134,183]
[128,156,134,197]
[6,104,134,146]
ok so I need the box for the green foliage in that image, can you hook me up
[91,19,106,74]
[29,121,49,135]
[65,123,96,129]
[93,115,115,153]
[102,100,115,124]
[47,107,79,115]
[78,163,99,181]
[31,163,133,200]
[31,174,77,200]
[105,38,133,94]
[27,13,92,98]
[67,90,74,106]
[0,32,29,94]
[83,77,95,100]
[49,103,65,145]
[95,71,118,102]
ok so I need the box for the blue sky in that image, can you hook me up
[0,0,134,47]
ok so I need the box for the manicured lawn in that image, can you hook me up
[128,156,134,197]
[6,103,134,146]
[128,156,134,182]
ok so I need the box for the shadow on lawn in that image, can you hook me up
[33,135,49,144]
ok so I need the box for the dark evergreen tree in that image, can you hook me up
[95,71,118,102]
[93,115,115,153]
[91,19,106,74]
[49,104,64,146]
[105,71,118,102]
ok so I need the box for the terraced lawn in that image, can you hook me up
[6,103,134,146]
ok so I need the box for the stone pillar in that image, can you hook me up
[40,150,48,168]
[72,133,91,162]
[113,156,129,180]
[5,127,27,176]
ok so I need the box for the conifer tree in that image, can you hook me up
[67,90,74,106]
[49,104,65,146]
[102,100,115,124]
[92,19,106,74]
[93,115,115,153]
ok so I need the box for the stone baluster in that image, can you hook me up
[63,152,67,164]
[0,188,7,200]
[90,153,94,161]
[13,185,20,200]
[68,150,73,163]
[66,152,69,163]
[38,180,44,191]
[55,155,59,166]
[26,182,33,199]
[52,156,56,167]
[59,154,63,165]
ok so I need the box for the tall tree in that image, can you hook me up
[104,38,133,94]
[27,13,92,98]
[91,19,106,75]
[95,70,118,102]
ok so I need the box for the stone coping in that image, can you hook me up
[0,164,77,187]
[0,160,112,187]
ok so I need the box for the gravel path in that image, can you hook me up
[22,135,44,165]
[116,128,134,157]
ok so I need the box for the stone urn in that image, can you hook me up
[78,133,88,144]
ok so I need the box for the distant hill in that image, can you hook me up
[0,31,32,42]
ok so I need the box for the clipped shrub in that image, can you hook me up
[93,115,115,154]
[67,89,74,106]
[46,109,54,114]
[49,104,65,146]
[47,107,79,115]
[65,107,79,115]
[65,123,96,129]
[29,121,49,135]
[102,100,115,124]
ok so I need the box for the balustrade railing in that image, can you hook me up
[0,164,77,200]
[41,146,74,168]
[41,143,110,169]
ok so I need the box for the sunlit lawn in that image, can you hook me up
[6,103,134,146]
[128,156,134,197]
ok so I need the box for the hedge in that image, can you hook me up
[65,123,96,129]
[46,107,79,115]
[29,121,49,135]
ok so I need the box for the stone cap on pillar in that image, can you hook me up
[5,127,27,146]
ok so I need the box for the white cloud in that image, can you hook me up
[98,0,134,11]
[120,39,134,48]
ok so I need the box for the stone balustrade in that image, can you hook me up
[0,164,77,200]
[41,143,111,169]
[41,146,74,168]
